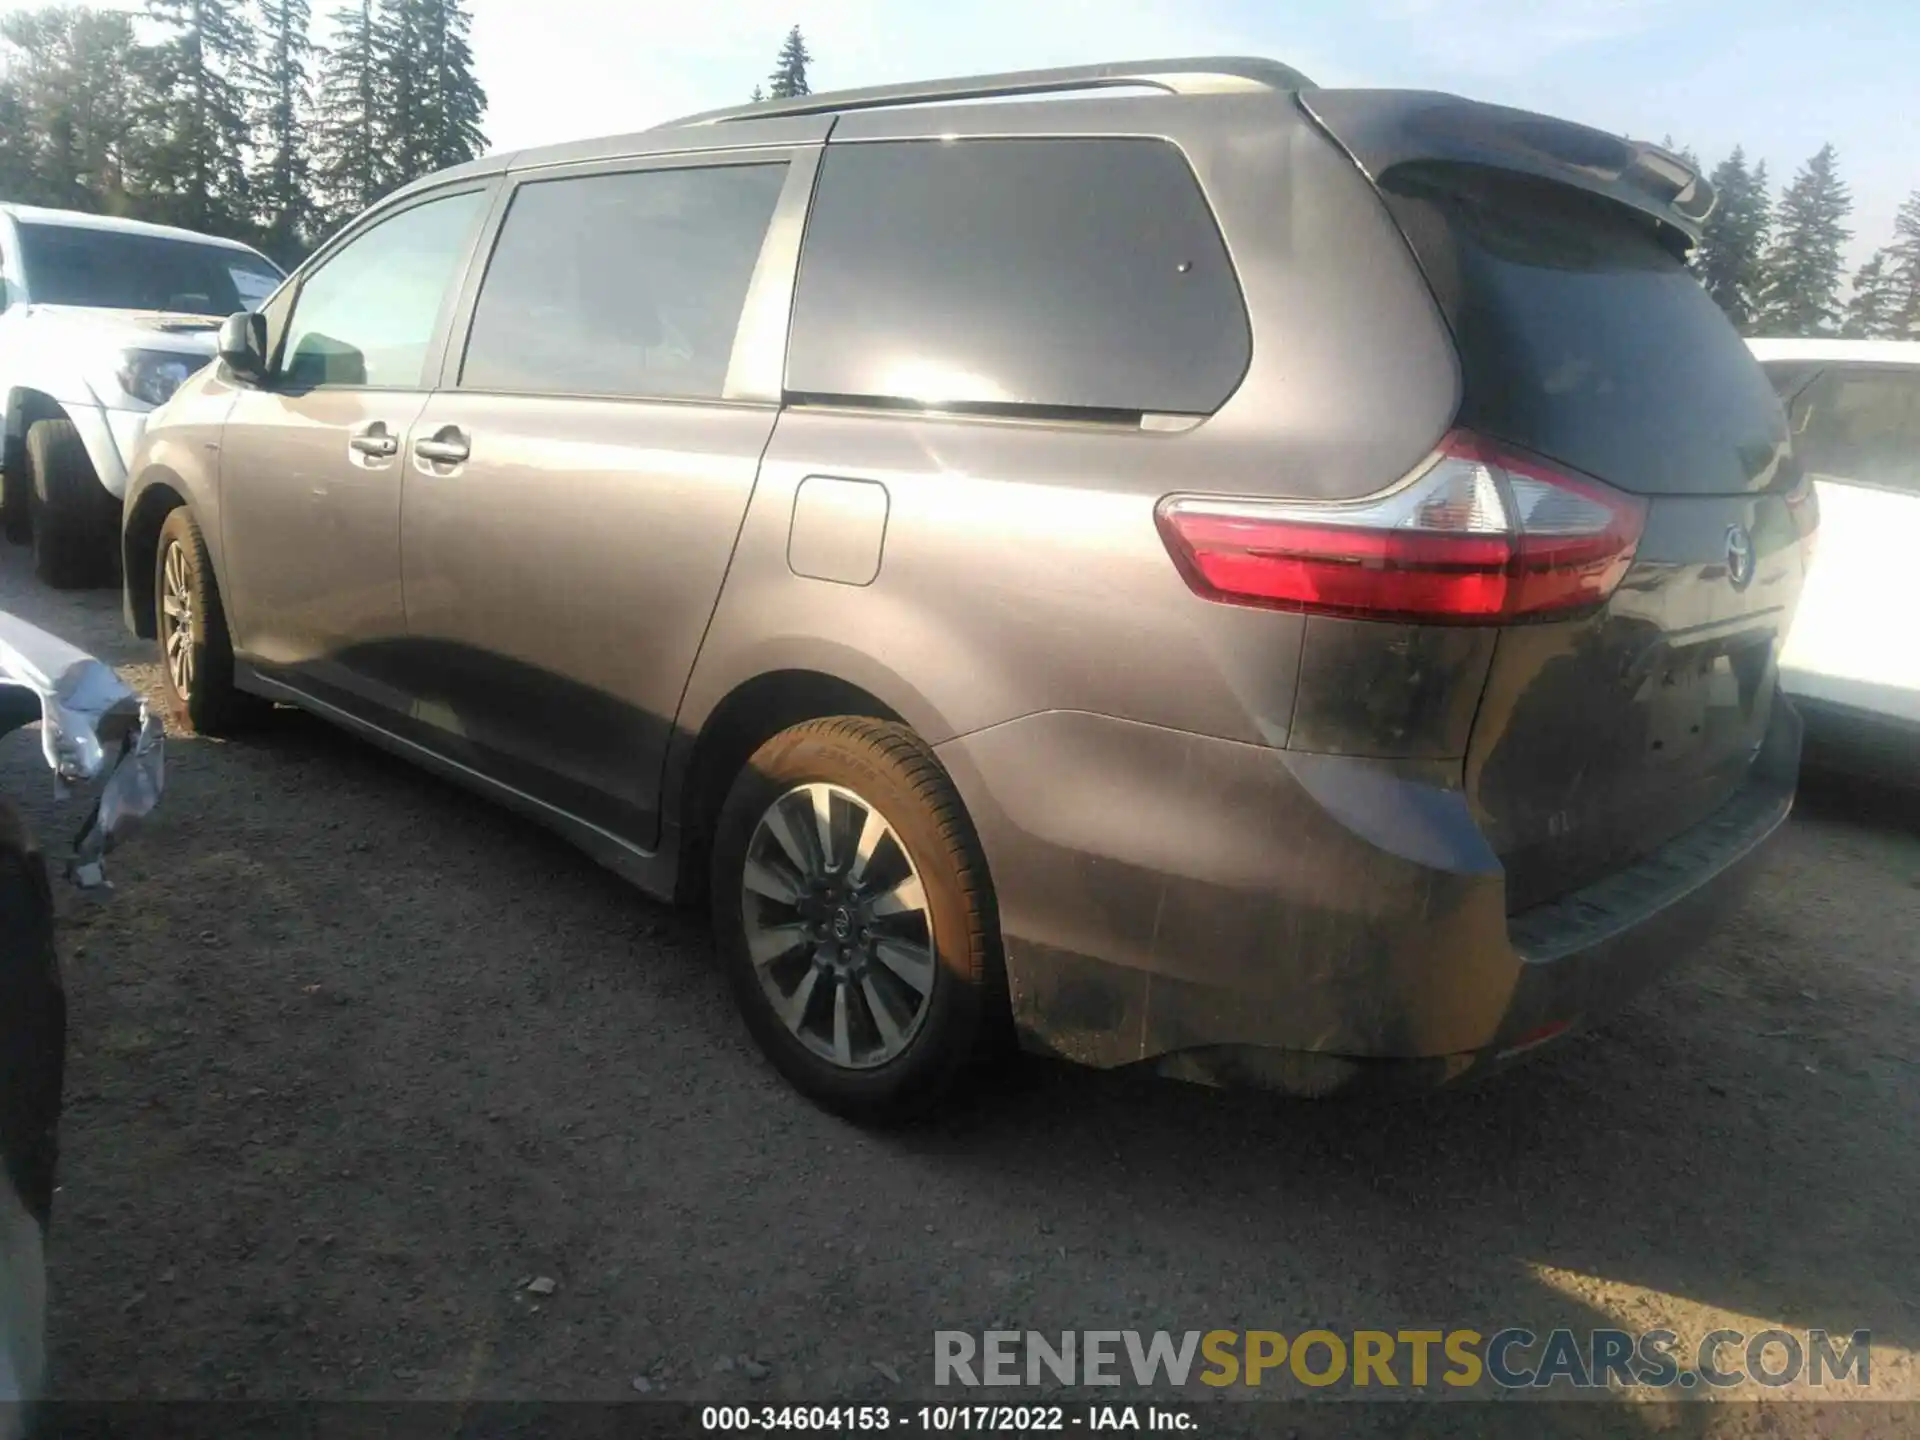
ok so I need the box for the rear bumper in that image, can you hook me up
[936,701,1799,1095]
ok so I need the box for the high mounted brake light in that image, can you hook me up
[1156,432,1648,624]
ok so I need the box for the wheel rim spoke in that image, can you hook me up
[740,779,937,1071]
[846,805,889,887]
[742,856,803,906]
[746,921,809,969]
[762,796,818,881]
[869,872,927,921]
[860,974,904,1051]
[775,965,822,1031]
[810,784,837,874]
[830,980,854,1067]
[873,938,935,998]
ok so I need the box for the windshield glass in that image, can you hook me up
[16,222,284,316]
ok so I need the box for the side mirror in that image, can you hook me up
[218,310,268,383]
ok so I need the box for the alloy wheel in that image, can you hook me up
[160,539,194,700]
[739,781,936,1070]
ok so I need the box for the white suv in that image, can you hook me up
[0,205,283,587]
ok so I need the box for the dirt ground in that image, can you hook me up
[3,538,1918,1437]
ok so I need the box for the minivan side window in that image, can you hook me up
[280,189,486,390]
[459,162,789,402]
[1796,367,1920,496]
[786,138,1250,418]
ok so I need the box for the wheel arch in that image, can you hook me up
[4,387,69,443]
[122,474,193,638]
[5,387,128,502]
[670,667,913,905]
[3,388,67,480]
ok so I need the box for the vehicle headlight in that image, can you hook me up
[115,349,205,408]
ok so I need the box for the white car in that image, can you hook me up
[1748,338,1920,783]
[0,206,284,588]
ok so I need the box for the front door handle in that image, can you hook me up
[348,423,399,458]
[414,428,471,465]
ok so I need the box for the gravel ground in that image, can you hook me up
[3,539,1917,1437]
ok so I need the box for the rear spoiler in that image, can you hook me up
[1299,89,1716,251]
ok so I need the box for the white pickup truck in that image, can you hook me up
[0,206,284,588]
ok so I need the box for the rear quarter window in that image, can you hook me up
[785,137,1250,418]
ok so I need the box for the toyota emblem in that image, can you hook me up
[1725,524,1755,591]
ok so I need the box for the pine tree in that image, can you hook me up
[750,83,765,103]
[1882,190,1920,339]
[0,77,38,207]
[0,10,87,209]
[310,0,486,233]
[373,0,426,186]
[1693,149,1770,332]
[767,26,811,99]
[140,0,258,235]
[1753,144,1852,338]
[409,0,486,174]
[247,0,315,263]
[0,8,146,213]
[1840,252,1897,338]
[311,0,385,231]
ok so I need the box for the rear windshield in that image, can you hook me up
[1379,164,1791,495]
[17,222,284,316]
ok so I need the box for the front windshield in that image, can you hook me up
[15,222,284,316]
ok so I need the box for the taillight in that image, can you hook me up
[1155,432,1648,624]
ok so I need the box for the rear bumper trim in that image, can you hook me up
[1506,769,1793,964]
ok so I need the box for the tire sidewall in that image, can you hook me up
[1,443,29,544]
[711,722,989,1118]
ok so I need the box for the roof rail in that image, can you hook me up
[663,56,1315,128]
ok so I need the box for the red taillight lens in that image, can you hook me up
[1156,432,1647,624]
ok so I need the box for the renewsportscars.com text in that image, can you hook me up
[933,1328,1871,1392]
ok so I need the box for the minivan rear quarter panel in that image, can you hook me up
[679,93,1467,761]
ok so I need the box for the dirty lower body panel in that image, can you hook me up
[936,703,1799,1095]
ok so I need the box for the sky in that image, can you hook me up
[4,0,1915,265]
[461,0,1918,268]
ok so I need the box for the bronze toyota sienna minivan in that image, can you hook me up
[121,58,1814,1120]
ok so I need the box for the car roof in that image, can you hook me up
[0,203,272,260]
[394,55,1311,192]
[1746,338,1920,367]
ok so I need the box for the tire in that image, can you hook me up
[0,799,62,1233]
[711,717,1005,1124]
[24,418,118,589]
[1,437,29,545]
[153,506,266,736]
